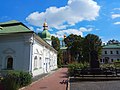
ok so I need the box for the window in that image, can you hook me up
[103,59,104,62]
[100,59,102,62]
[111,59,113,62]
[105,51,107,54]
[110,51,113,54]
[117,59,119,61]
[105,57,109,63]
[39,57,42,68]
[34,56,37,69]
[7,57,13,70]
[116,51,119,54]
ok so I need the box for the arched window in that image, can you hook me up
[7,57,13,69]
[39,57,42,68]
[34,56,37,69]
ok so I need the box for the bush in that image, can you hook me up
[2,71,20,90]
[100,63,114,68]
[19,71,32,87]
[68,62,88,76]
[1,70,32,90]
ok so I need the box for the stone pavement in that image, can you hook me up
[70,80,120,90]
[21,68,68,90]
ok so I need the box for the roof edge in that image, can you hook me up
[0,20,30,30]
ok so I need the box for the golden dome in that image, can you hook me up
[43,22,48,30]
[64,35,66,39]
[43,22,48,27]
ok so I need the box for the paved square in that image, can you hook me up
[70,80,120,90]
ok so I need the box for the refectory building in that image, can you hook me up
[0,20,57,77]
[100,44,120,63]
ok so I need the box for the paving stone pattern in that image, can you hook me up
[21,68,68,90]
[70,80,120,90]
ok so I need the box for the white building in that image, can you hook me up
[100,44,120,63]
[0,20,57,77]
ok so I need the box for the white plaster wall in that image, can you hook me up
[101,48,120,63]
[0,33,57,77]
[32,39,44,77]
[0,33,32,72]
[31,36,57,77]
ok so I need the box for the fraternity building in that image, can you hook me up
[0,20,57,77]
[100,44,120,63]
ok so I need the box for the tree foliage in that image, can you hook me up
[64,34,83,62]
[107,39,120,45]
[51,36,62,67]
[82,34,102,62]
[52,34,102,65]
[51,36,60,51]
[64,34,102,63]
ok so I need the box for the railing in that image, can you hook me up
[73,68,120,77]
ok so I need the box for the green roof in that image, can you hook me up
[103,44,120,49]
[0,20,19,25]
[0,20,33,35]
[41,30,51,40]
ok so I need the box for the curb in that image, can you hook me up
[67,77,70,90]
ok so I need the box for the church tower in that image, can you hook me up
[41,21,52,45]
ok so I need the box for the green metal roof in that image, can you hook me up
[41,30,51,40]
[0,20,19,25]
[0,20,33,35]
[103,44,120,49]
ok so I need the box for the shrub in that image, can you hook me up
[114,61,120,68]
[68,62,88,76]
[2,71,20,90]
[19,71,32,87]
[1,70,32,90]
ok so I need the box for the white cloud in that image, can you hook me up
[111,14,120,19]
[113,8,120,10]
[51,27,93,38]
[26,0,100,29]
[36,28,42,33]
[114,22,120,25]
[79,27,93,32]
[51,29,83,38]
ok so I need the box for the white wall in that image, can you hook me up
[32,39,44,76]
[0,33,32,72]
[0,33,58,77]
[101,48,120,63]
[31,35,57,77]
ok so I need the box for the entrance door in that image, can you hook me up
[7,57,13,69]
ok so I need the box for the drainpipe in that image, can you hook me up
[29,33,34,75]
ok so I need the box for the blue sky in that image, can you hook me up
[0,0,120,43]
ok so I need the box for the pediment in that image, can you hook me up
[34,49,43,55]
[34,49,39,54]
[3,48,15,54]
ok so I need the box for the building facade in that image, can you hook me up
[100,44,120,63]
[0,20,57,77]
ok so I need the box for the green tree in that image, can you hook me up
[51,36,60,51]
[107,39,120,45]
[64,34,83,62]
[51,36,62,67]
[82,34,102,62]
